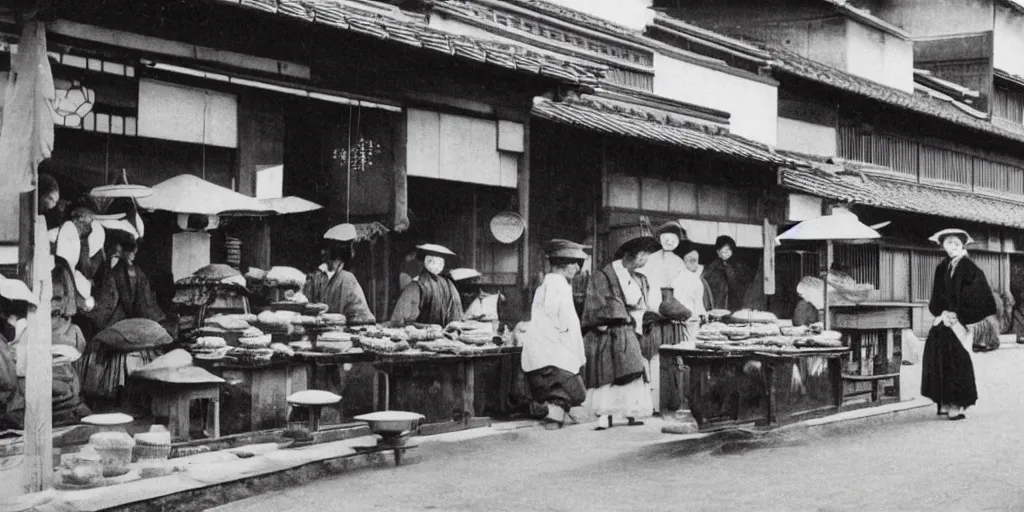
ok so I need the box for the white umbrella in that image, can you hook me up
[137,174,270,216]
[260,196,323,215]
[777,208,883,329]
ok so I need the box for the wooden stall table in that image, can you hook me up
[659,345,849,431]
[830,302,909,409]
[195,350,369,435]
[371,347,523,431]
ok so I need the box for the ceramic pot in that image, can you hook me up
[658,288,692,321]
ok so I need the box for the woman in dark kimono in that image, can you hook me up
[581,236,661,430]
[304,243,376,325]
[921,228,996,421]
[702,235,750,312]
[390,244,463,326]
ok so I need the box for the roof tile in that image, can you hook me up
[766,45,1024,145]
[781,160,1024,229]
[218,0,604,86]
[532,96,784,164]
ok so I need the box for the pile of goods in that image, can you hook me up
[695,312,845,353]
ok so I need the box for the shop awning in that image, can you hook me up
[532,96,786,165]
[780,160,1024,230]
[215,0,604,87]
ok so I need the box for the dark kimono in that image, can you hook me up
[86,260,166,332]
[703,258,750,312]
[303,269,376,325]
[921,256,996,409]
[580,264,647,390]
[81,260,166,406]
[390,271,463,326]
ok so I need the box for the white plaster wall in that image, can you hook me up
[994,5,1024,77]
[776,117,837,157]
[653,53,778,146]
[845,21,914,93]
[541,0,655,32]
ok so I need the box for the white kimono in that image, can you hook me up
[669,264,707,341]
[521,274,585,374]
[637,250,685,312]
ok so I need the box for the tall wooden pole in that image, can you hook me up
[824,240,833,331]
[22,193,53,493]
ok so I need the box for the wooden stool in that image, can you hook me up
[151,384,221,442]
[286,390,342,436]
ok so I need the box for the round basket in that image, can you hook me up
[490,212,525,244]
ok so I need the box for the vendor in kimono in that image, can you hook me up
[921,228,996,421]
[451,268,502,323]
[520,240,589,429]
[390,244,463,326]
[581,236,661,430]
[304,225,376,325]
[638,221,687,313]
[85,221,165,333]
[702,235,750,312]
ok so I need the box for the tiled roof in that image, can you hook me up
[780,157,1024,229]
[215,0,605,86]
[819,0,910,39]
[532,95,785,164]
[490,0,643,39]
[765,46,1024,145]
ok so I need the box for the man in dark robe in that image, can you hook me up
[702,235,750,312]
[304,243,376,325]
[86,226,165,332]
[390,244,463,326]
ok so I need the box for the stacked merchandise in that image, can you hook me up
[695,310,843,353]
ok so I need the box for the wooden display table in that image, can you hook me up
[659,346,849,431]
[829,302,909,409]
[372,347,523,426]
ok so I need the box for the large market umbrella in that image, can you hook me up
[137,174,270,215]
[777,208,882,329]
[259,196,323,215]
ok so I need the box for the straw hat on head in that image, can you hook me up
[543,239,590,261]
[449,268,483,282]
[324,223,358,242]
[929,228,974,245]
[416,243,456,259]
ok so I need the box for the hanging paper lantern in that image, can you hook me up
[52,80,95,128]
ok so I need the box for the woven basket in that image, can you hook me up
[490,212,525,244]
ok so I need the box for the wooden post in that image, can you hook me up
[24,207,53,492]
[763,218,776,296]
[824,240,833,330]
[518,118,530,317]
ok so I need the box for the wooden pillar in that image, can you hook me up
[518,118,530,316]
[763,217,776,296]
[22,198,53,492]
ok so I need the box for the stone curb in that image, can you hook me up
[3,399,934,512]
